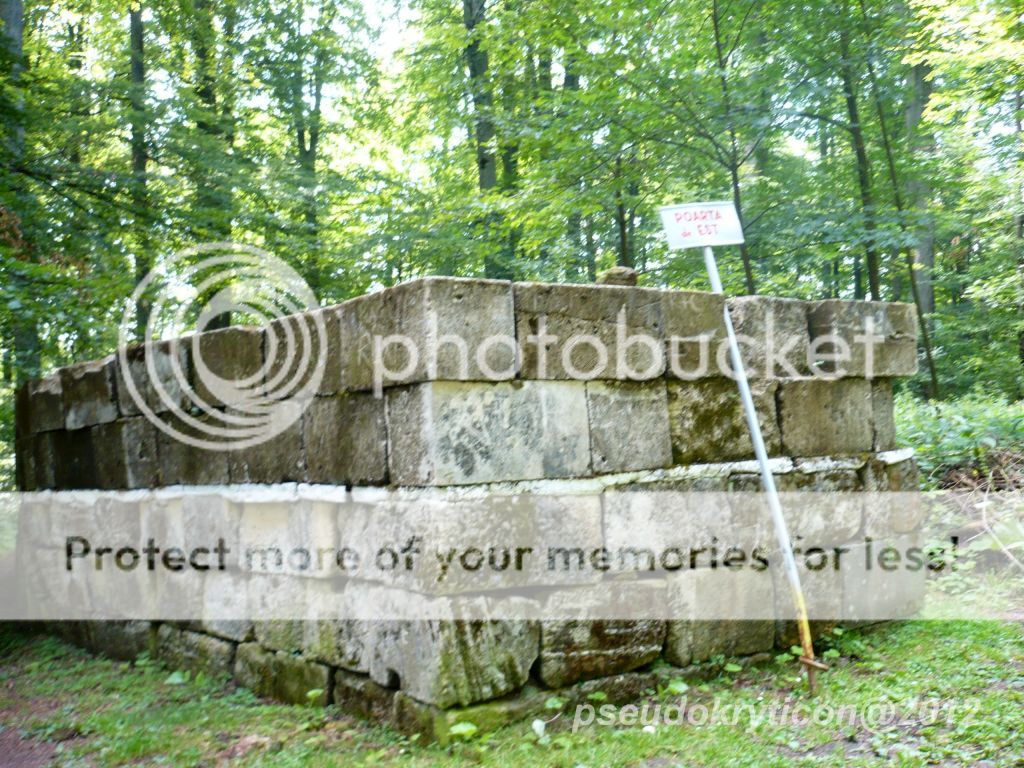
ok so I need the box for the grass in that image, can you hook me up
[1,620,1022,767]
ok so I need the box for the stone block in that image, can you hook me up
[339,277,517,392]
[115,339,191,416]
[54,427,98,489]
[840,534,927,621]
[538,582,666,688]
[726,296,811,378]
[333,669,396,722]
[514,282,665,380]
[664,568,776,666]
[662,290,727,379]
[862,449,919,492]
[92,417,160,489]
[61,357,119,430]
[32,431,57,490]
[17,375,64,436]
[807,300,917,378]
[777,378,874,457]
[86,621,155,661]
[238,497,337,574]
[233,642,330,705]
[156,625,235,678]
[190,325,264,408]
[871,379,896,451]
[667,378,781,464]
[227,402,305,483]
[369,616,539,708]
[15,437,33,491]
[156,412,231,486]
[264,308,339,397]
[386,381,590,485]
[303,394,387,485]
[586,381,671,473]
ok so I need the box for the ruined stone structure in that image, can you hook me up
[14,278,922,741]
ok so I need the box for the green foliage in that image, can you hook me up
[895,391,1024,486]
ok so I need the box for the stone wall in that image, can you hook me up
[16,278,922,741]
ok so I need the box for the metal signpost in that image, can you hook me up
[659,201,826,691]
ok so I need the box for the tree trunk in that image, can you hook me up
[130,4,150,339]
[1,0,41,383]
[906,63,935,313]
[838,29,880,301]
[614,155,633,268]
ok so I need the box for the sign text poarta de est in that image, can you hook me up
[658,201,744,250]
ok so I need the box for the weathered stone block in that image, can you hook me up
[156,625,235,678]
[263,309,339,397]
[339,277,517,391]
[369,617,539,708]
[61,357,119,430]
[333,669,396,722]
[662,290,727,379]
[303,394,387,485]
[31,431,57,490]
[871,379,896,451]
[191,325,264,407]
[387,381,590,485]
[15,437,33,491]
[227,402,305,483]
[807,300,917,378]
[538,582,666,687]
[586,381,671,473]
[514,282,664,380]
[86,621,155,661]
[726,296,811,378]
[115,339,191,416]
[54,427,98,489]
[777,378,874,456]
[238,497,337,574]
[233,642,330,705]
[862,449,919,492]
[156,412,231,485]
[667,378,781,464]
[17,375,64,436]
[840,534,927,621]
[665,568,776,665]
[92,417,160,489]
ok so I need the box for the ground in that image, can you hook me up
[1,619,1022,767]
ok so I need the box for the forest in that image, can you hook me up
[1,0,1023,486]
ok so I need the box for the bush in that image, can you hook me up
[895,391,1024,488]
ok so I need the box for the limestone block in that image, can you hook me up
[586,381,671,473]
[369,615,539,708]
[777,378,874,457]
[31,431,57,490]
[156,625,235,678]
[115,339,190,416]
[862,491,925,538]
[54,427,98,489]
[233,642,330,705]
[664,568,776,666]
[871,379,896,451]
[16,374,63,436]
[333,669,397,722]
[386,381,590,485]
[667,379,781,464]
[339,277,517,391]
[807,300,917,378]
[303,394,388,485]
[726,296,811,378]
[92,417,160,489]
[840,533,927,621]
[86,621,155,661]
[302,580,372,671]
[264,308,340,397]
[227,402,305,483]
[862,449,919,492]
[662,290,727,379]
[155,412,231,485]
[61,357,119,430]
[538,582,666,688]
[238,496,338,577]
[514,282,664,380]
[190,325,264,408]
[253,620,304,653]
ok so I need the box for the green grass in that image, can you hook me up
[1,620,1022,767]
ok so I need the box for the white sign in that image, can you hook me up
[658,201,744,250]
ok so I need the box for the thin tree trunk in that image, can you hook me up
[712,0,756,294]
[614,155,633,268]
[838,28,881,301]
[1,0,40,383]
[130,4,151,339]
[906,63,935,313]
